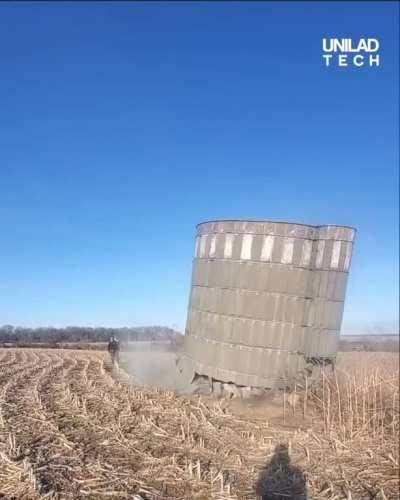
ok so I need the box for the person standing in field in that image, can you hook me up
[107,335,120,366]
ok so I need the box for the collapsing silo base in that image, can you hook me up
[176,354,333,398]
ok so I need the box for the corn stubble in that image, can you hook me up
[0,349,398,499]
[308,352,399,499]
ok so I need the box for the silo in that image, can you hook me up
[181,220,356,390]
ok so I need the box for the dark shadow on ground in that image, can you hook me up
[255,443,307,500]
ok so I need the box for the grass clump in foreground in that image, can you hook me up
[306,352,399,499]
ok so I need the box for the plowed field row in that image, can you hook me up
[0,349,398,499]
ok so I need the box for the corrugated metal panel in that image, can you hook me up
[183,220,356,388]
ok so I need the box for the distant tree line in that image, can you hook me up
[339,336,399,353]
[0,325,183,345]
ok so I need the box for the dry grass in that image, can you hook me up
[313,353,399,444]
[306,352,399,499]
[0,349,398,499]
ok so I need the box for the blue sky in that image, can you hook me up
[0,2,398,333]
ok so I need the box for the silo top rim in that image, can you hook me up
[196,219,357,232]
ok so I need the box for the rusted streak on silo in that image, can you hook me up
[182,220,356,389]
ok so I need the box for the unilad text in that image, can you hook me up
[322,38,380,68]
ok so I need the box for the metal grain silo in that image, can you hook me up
[181,220,356,391]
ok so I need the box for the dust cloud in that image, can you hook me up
[121,344,191,393]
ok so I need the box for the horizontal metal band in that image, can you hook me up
[194,257,351,273]
[188,306,341,333]
[196,230,356,244]
[190,288,345,329]
[196,220,356,243]
[194,233,353,271]
[191,284,346,304]
[188,306,306,329]
[192,259,350,303]
[197,219,356,231]
[188,333,303,355]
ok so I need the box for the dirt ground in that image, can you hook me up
[122,350,314,429]
[0,348,398,499]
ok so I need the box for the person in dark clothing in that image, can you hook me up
[107,336,120,365]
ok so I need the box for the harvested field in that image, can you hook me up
[0,349,398,499]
